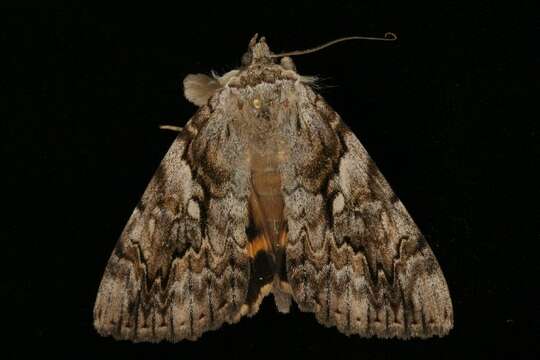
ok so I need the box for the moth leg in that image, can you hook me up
[159,125,183,132]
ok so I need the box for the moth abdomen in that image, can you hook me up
[246,248,276,304]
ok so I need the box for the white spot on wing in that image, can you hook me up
[187,199,200,220]
[333,193,345,214]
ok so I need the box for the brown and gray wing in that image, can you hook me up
[94,107,253,342]
[282,89,453,338]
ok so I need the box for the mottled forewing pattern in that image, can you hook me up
[282,84,453,338]
[94,106,253,342]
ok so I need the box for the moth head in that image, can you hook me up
[241,34,297,71]
[183,34,296,107]
[241,33,275,67]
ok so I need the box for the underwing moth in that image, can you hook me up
[94,34,453,342]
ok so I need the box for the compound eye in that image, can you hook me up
[280,56,296,71]
[241,51,252,66]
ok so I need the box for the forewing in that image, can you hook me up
[282,85,453,338]
[94,106,253,342]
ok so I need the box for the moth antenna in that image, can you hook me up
[270,32,397,58]
[159,125,183,132]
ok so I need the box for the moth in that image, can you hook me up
[94,33,453,342]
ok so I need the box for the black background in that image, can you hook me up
[4,3,537,359]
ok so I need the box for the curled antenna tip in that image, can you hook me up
[385,32,398,40]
